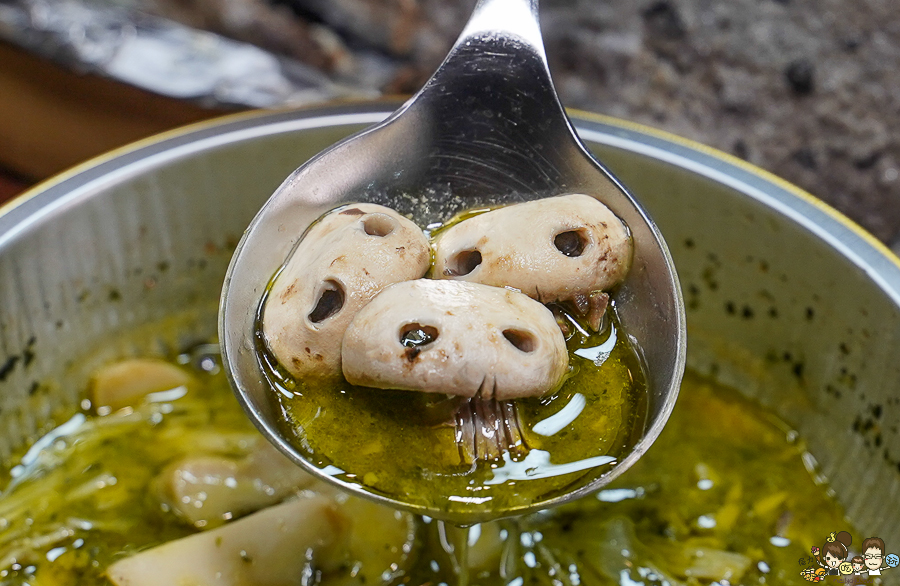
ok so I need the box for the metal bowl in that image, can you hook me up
[1,102,898,547]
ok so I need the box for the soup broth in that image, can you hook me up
[0,336,852,585]
[266,306,646,515]
[262,203,647,516]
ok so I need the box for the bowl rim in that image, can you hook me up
[3,101,899,311]
[571,108,900,309]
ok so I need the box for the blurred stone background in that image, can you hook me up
[1,0,899,249]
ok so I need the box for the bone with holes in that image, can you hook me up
[263,203,430,380]
[432,194,632,330]
[340,279,568,400]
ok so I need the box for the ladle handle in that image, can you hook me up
[420,0,554,97]
[402,0,585,199]
[454,0,546,63]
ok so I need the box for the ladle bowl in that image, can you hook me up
[219,0,686,523]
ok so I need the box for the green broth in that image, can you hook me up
[267,306,647,515]
[0,348,853,585]
[264,204,649,516]
[0,345,258,585]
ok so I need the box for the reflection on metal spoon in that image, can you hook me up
[485,449,615,485]
[531,393,585,437]
[573,322,617,366]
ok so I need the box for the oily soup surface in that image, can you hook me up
[0,333,851,585]
[263,204,646,514]
[267,311,645,513]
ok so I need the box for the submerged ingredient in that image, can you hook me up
[0,340,851,585]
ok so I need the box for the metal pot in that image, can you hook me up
[1,102,898,551]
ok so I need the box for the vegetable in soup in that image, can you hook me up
[0,337,852,585]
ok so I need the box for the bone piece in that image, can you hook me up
[106,492,417,586]
[156,438,319,529]
[341,280,568,400]
[263,203,430,380]
[89,358,195,411]
[432,194,632,303]
[105,494,347,586]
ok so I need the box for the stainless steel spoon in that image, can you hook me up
[219,0,686,523]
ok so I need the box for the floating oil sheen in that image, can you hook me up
[262,307,647,516]
[0,344,854,585]
[260,207,648,516]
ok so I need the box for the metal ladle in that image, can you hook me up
[219,0,686,523]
